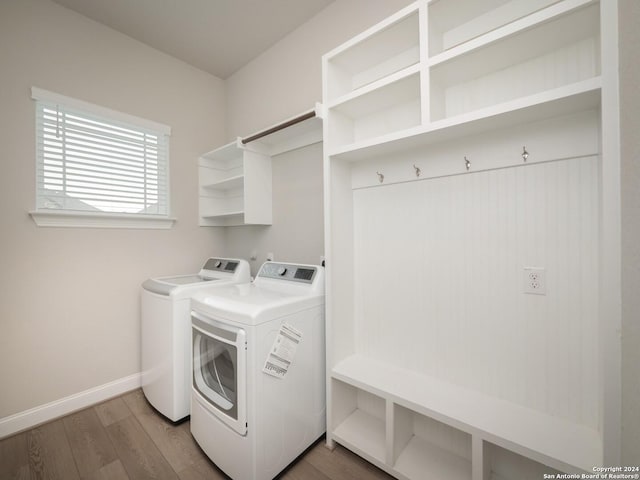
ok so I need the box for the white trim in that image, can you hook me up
[0,373,141,439]
[29,210,176,229]
[599,0,622,466]
[31,87,171,135]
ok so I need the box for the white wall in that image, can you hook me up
[0,0,226,421]
[619,0,640,465]
[224,0,413,275]
[225,142,325,271]
[226,0,413,138]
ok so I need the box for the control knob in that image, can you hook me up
[215,260,222,268]
[277,266,287,276]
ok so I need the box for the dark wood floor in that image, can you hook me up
[0,389,394,480]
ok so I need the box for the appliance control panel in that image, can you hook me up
[258,262,317,284]
[201,258,239,273]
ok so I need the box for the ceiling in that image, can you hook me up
[51,0,334,79]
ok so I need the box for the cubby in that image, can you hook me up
[427,0,562,56]
[323,0,620,478]
[393,406,471,480]
[331,380,386,464]
[323,0,603,160]
[428,1,600,121]
[330,376,474,480]
[327,69,421,149]
[324,4,420,102]
[484,443,563,480]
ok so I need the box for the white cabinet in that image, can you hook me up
[198,139,272,226]
[323,1,620,479]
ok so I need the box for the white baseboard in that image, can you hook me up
[0,372,141,439]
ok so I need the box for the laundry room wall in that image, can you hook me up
[223,0,413,274]
[0,0,226,425]
[223,142,325,270]
[225,0,414,138]
[619,0,640,465]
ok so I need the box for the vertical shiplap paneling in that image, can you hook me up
[352,156,600,428]
[580,155,600,426]
[354,180,426,368]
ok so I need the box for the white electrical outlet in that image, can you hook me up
[523,267,546,295]
[266,252,274,262]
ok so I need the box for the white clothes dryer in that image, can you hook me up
[141,257,250,421]
[190,262,325,480]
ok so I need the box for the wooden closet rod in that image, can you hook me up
[241,110,316,144]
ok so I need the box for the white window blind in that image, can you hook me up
[32,88,171,221]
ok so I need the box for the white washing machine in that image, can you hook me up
[141,257,250,422]
[190,261,325,480]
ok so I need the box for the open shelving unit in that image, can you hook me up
[331,355,600,477]
[198,138,271,226]
[322,1,621,479]
[198,105,323,227]
[325,0,602,162]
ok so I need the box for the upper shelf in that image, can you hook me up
[202,174,244,191]
[428,0,598,67]
[328,77,601,161]
[240,104,323,157]
[200,139,243,165]
[323,3,420,103]
[323,0,601,161]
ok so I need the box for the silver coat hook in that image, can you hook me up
[377,171,384,183]
[413,164,421,177]
[464,156,471,171]
[522,146,529,162]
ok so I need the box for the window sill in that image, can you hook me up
[29,210,176,229]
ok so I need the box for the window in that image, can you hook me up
[30,88,174,228]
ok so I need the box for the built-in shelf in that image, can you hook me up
[329,77,601,161]
[332,354,601,473]
[198,139,271,226]
[327,70,422,149]
[427,0,594,67]
[394,435,471,480]
[324,3,420,102]
[241,105,323,157]
[323,0,601,160]
[333,409,386,464]
[200,211,246,227]
[202,174,244,191]
[429,1,600,121]
[201,210,244,219]
[327,63,421,110]
[323,0,619,478]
